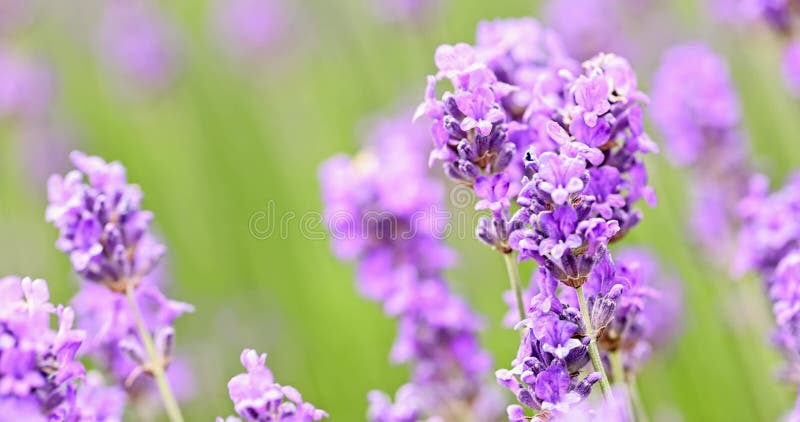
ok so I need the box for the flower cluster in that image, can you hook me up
[496,269,600,419]
[46,151,165,290]
[735,172,800,410]
[585,249,683,376]
[651,43,751,262]
[499,248,681,419]
[415,18,578,253]
[510,52,657,287]
[0,276,86,419]
[320,111,502,420]
[217,349,328,422]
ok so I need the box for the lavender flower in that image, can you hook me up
[0,276,85,420]
[415,18,580,253]
[73,371,127,421]
[585,249,683,376]
[48,151,192,421]
[46,151,165,290]
[218,349,328,422]
[508,52,657,287]
[734,172,800,410]
[496,270,599,418]
[97,0,181,92]
[321,111,503,420]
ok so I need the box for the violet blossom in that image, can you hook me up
[734,172,800,410]
[47,151,193,416]
[0,276,85,420]
[218,349,328,422]
[652,43,752,264]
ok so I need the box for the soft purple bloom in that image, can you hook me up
[651,43,744,166]
[733,172,800,406]
[0,49,55,122]
[0,276,85,420]
[321,110,503,420]
[542,0,633,61]
[74,371,127,421]
[212,0,288,59]
[220,349,328,422]
[98,0,181,92]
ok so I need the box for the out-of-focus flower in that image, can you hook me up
[97,0,181,92]
[0,276,85,420]
[0,49,55,123]
[74,371,127,421]
[321,110,504,421]
[651,43,751,264]
[783,41,800,95]
[211,0,288,60]
[735,172,800,408]
[218,349,328,422]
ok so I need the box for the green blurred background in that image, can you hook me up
[2,0,800,420]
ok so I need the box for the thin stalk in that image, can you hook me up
[610,351,636,422]
[125,286,185,422]
[576,285,612,398]
[628,375,650,422]
[503,252,526,322]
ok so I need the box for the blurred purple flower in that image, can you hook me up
[0,49,55,123]
[651,43,751,265]
[784,41,800,96]
[321,110,503,420]
[212,0,288,60]
[97,0,181,92]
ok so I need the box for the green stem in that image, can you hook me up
[502,252,526,323]
[125,286,185,422]
[610,350,625,385]
[576,285,612,398]
[610,351,636,422]
[628,375,650,422]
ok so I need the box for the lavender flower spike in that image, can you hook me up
[651,43,750,263]
[219,349,328,422]
[47,151,188,421]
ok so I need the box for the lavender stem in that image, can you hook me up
[125,285,185,422]
[577,285,612,398]
[610,351,636,422]
[628,375,650,422]
[503,252,526,323]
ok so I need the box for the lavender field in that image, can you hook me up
[1,0,800,421]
